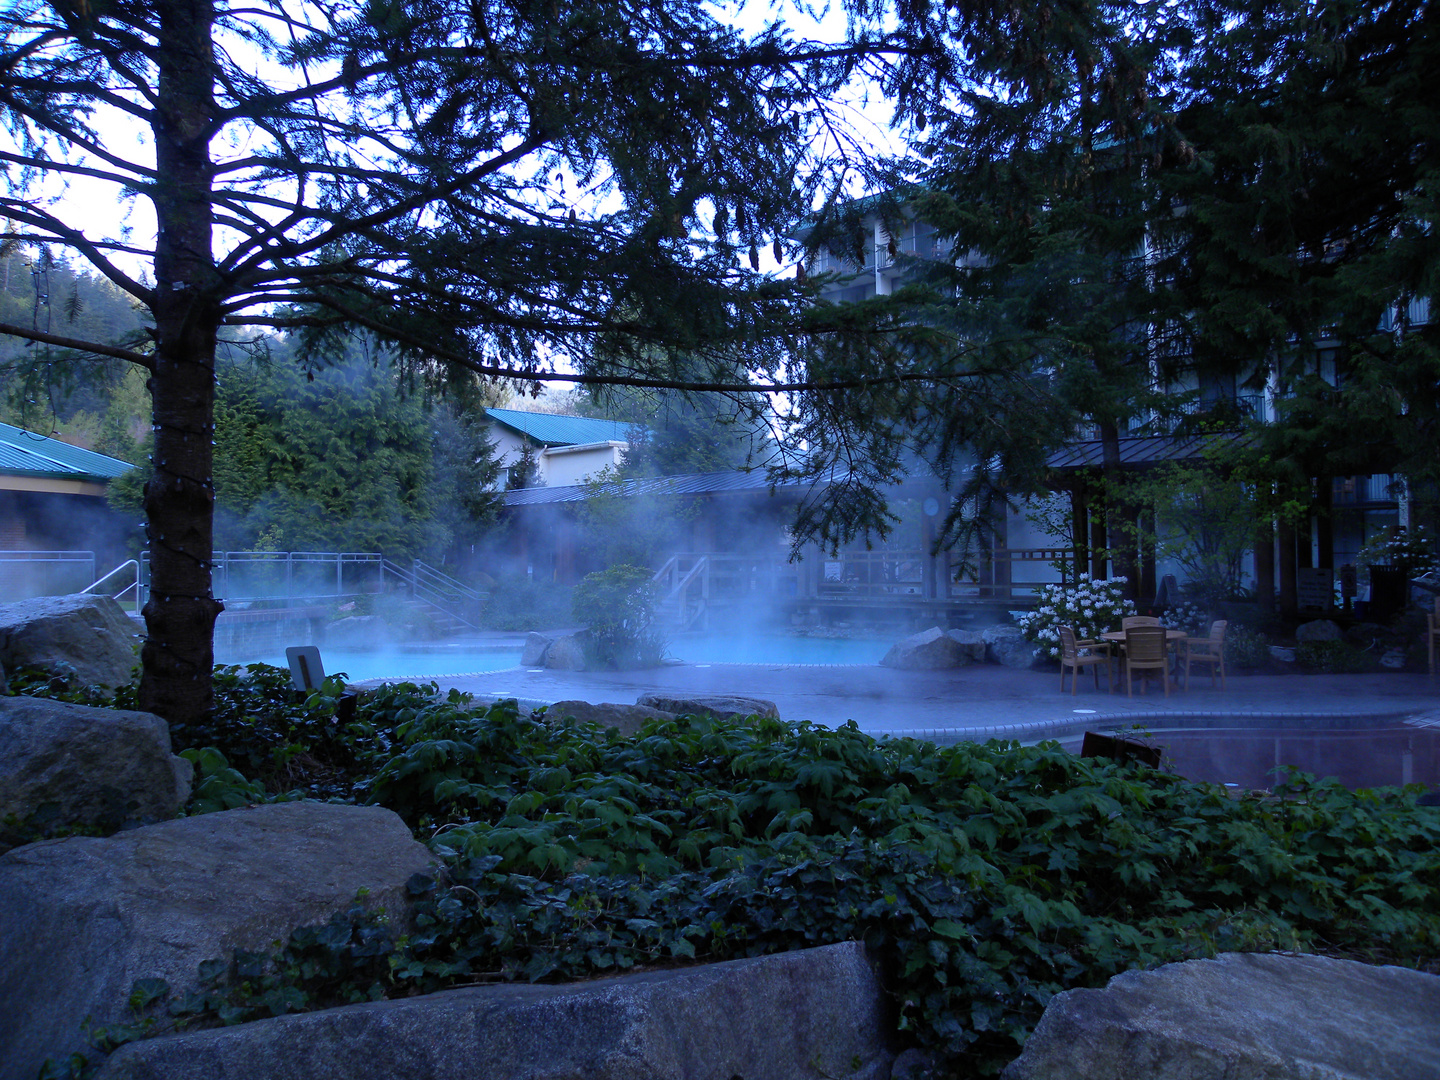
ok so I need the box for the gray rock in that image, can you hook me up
[0,802,437,1080]
[1001,952,1440,1080]
[0,593,139,690]
[1296,619,1343,643]
[544,700,676,737]
[891,1047,940,1080]
[0,697,191,843]
[983,625,1042,669]
[945,629,988,663]
[544,631,589,671]
[1343,621,1391,646]
[519,632,551,666]
[635,693,779,720]
[1270,645,1297,663]
[94,942,893,1080]
[881,627,970,670]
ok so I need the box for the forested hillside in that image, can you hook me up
[0,251,503,566]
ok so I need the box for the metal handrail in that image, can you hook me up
[129,549,492,628]
[654,555,709,631]
[82,559,140,601]
[0,550,97,601]
[381,558,482,630]
[411,559,484,604]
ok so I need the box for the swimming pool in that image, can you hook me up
[665,633,890,666]
[1060,719,1440,790]
[229,632,894,683]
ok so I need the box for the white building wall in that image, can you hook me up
[540,442,627,487]
[484,424,628,488]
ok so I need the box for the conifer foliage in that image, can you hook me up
[0,0,915,723]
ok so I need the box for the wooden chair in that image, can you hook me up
[1059,625,1113,694]
[1182,620,1228,690]
[1121,625,1170,697]
[1121,615,1161,630]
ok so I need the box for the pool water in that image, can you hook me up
[1063,724,1440,791]
[665,633,890,666]
[235,633,892,683]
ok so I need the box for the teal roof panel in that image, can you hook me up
[0,422,136,482]
[485,408,635,447]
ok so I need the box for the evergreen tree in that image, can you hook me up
[865,0,1440,583]
[0,0,921,723]
[0,249,147,437]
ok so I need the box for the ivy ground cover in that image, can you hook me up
[18,665,1440,1078]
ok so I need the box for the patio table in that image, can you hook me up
[1101,628,1188,692]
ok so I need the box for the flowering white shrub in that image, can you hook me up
[1355,526,1438,580]
[1017,575,1136,660]
[1161,599,1208,636]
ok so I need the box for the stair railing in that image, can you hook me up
[380,558,485,630]
[82,559,141,605]
[653,555,709,632]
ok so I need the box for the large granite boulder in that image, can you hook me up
[1002,952,1440,1080]
[544,631,589,671]
[635,693,779,721]
[983,625,1042,669]
[0,593,139,690]
[519,632,551,666]
[544,700,677,737]
[881,627,971,670]
[945,629,988,663]
[0,697,191,844]
[94,942,893,1080]
[0,802,437,1080]
[1296,619,1344,643]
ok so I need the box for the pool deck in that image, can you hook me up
[358,635,1440,745]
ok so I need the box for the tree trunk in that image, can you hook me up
[1099,421,1140,598]
[139,0,223,724]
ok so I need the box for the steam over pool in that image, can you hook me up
[240,632,893,682]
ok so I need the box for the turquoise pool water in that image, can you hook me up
[665,634,889,666]
[234,633,891,683]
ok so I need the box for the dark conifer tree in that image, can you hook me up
[0,0,926,722]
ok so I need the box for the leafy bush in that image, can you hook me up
[1356,525,1438,580]
[571,563,665,669]
[180,747,273,814]
[164,664,393,802]
[479,574,574,631]
[1224,625,1271,669]
[1295,639,1374,674]
[86,702,1440,1079]
[1160,599,1208,636]
[24,672,1440,1079]
[1017,575,1136,658]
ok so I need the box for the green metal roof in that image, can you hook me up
[485,408,636,447]
[0,422,136,482]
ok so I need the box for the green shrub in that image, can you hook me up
[1017,575,1136,659]
[28,675,1440,1079]
[480,574,574,631]
[571,564,665,669]
[1225,625,1271,669]
[1295,639,1374,674]
[1161,599,1209,636]
[180,747,272,814]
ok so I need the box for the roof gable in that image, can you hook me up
[0,422,135,482]
[485,408,634,447]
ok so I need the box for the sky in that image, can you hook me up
[16,0,899,286]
